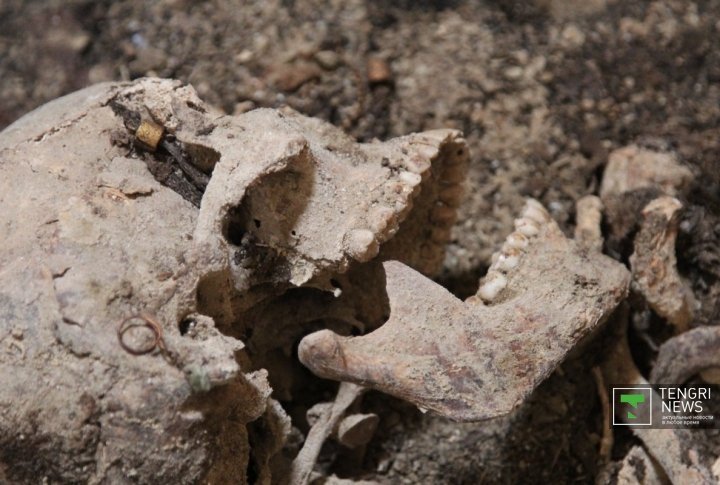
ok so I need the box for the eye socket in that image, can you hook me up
[221,205,248,246]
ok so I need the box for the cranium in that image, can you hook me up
[0,78,629,483]
[0,78,466,483]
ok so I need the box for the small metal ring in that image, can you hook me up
[118,314,164,355]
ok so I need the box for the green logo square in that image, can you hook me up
[613,387,652,426]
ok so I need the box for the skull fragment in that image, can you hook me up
[0,78,628,483]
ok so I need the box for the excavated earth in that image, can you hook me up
[2,0,720,483]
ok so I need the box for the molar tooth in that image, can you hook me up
[404,157,431,174]
[523,199,550,224]
[503,231,529,251]
[399,171,422,187]
[413,144,439,161]
[394,200,409,214]
[477,271,507,302]
[416,130,450,143]
[442,167,466,184]
[526,198,546,212]
[492,248,521,272]
[430,205,456,226]
[514,218,540,237]
[419,244,442,265]
[439,185,464,208]
[430,226,452,243]
[368,206,396,235]
[346,229,379,262]
[445,151,467,165]
[523,207,547,225]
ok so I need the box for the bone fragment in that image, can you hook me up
[574,195,604,252]
[630,197,694,332]
[600,145,693,200]
[289,383,365,485]
[650,326,720,385]
[300,200,630,421]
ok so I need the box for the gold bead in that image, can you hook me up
[135,120,164,151]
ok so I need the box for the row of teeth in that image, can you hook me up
[429,141,466,235]
[476,199,551,303]
[344,146,433,264]
[416,133,467,263]
[346,134,467,265]
[415,134,468,268]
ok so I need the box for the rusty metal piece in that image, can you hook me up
[366,57,392,84]
[118,313,166,355]
[135,119,164,151]
[160,138,210,190]
[299,201,630,421]
[630,196,695,332]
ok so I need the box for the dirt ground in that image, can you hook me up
[2,0,720,483]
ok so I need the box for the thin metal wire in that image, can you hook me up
[117,313,166,355]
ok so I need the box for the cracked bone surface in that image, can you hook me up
[599,144,694,245]
[599,144,694,200]
[630,196,695,332]
[299,200,630,421]
[0,78,467,483]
